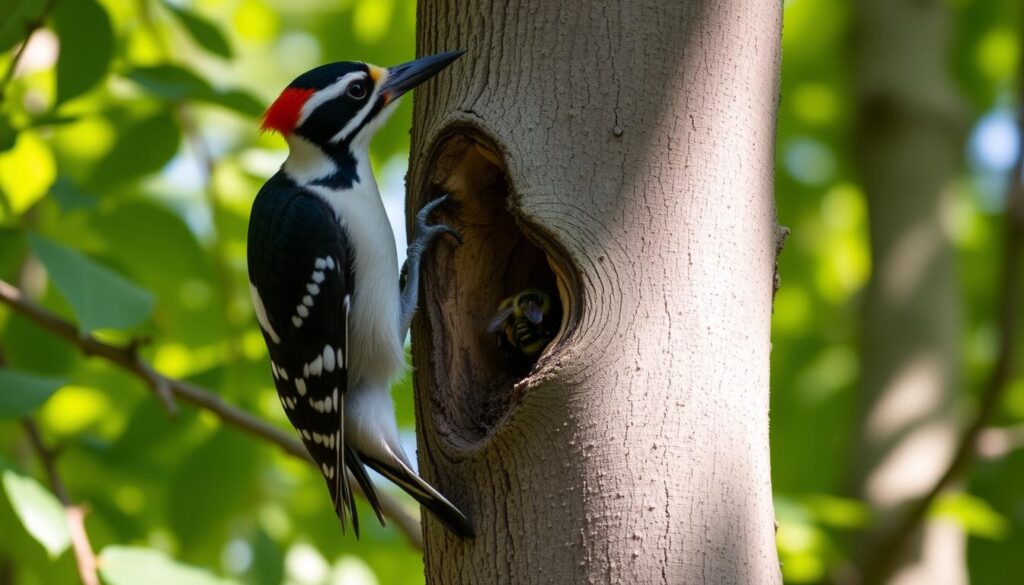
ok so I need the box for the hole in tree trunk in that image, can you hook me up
[417,129,572,444]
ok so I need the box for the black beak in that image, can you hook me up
[381,50,465,103]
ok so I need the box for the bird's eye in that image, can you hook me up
[346,82,368,100]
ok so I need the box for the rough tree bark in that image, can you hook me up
[407,1,783,583]
[851,0,967,583]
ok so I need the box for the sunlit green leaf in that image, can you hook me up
[99,546,241,585]
[28,233,154,333]
[932,492,1010,539]
[0,131,55,215]
[88,112,179,189]
[52,0,113,105]
[2,470,70,558]
[803,494,869,528]
[164,3,233,59]
[0,368,65,420]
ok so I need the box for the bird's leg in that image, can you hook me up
[399,194,462,337]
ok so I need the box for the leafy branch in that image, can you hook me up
[0,278,425,549]
[858,102,1024,583]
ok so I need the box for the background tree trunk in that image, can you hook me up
[407,1,783,582]
[851,0,967,583]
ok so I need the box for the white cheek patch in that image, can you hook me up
[348,97,400,149]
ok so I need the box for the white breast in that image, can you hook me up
[306,160,405,388]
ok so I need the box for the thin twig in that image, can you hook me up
[858,104,1024,584]
[0,0,56,102]
[0,279,424,549]
[21,420,99,585]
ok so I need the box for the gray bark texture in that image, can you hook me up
[852,0,967,583]
[406,1,783,583]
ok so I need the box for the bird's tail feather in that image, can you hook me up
[362,447,474,538]
[335,393,355,536]
[345,444,386,527]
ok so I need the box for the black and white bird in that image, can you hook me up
[246,51,472,537]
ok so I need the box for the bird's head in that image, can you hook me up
[261,50,464,155]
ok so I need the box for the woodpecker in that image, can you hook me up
[246,51,473,538]
[487,288,560,373]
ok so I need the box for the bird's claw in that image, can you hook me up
[411,194,462,249]
[400,194,462,334]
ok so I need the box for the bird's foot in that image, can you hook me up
[410,194,463,252]
[400,194,462,334]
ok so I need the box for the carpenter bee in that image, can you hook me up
[487,289,560,372]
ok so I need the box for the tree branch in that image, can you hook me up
[0,278,424,549]
[0,0,56,102]
[858,103,1024,584]
[21,419,99,585]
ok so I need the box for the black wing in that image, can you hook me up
[248,177,360,530]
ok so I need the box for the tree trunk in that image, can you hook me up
[407,1,783,583]
[851,0,967,583]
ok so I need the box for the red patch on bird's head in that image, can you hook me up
[260,88,316,135]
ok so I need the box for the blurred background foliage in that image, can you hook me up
[0,0,1021,583]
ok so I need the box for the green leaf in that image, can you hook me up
[932,492,1010,540]
[88,111,180,189]
[28,113,81,128]
[49,177,98,212]
[2,470,70,558]
[0,368,65,420]
[28,233,154,333]
[52,0,113,105]
[168,430,260,548]
[0,0,46,53]
[99,546,241,585]
[125,65,264,118]
[204,88,264,118]
[164,3,233,59]
[92,201,224,346]
[0,116,16,153]
[125,65,211,101]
